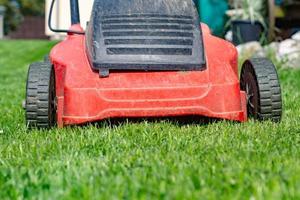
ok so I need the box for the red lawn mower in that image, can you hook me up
[25,0,282,128]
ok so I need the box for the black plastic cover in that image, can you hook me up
[86,0,206,76]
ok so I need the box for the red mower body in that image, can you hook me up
[50,24,247,127]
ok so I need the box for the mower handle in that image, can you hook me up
[48,0,85,35]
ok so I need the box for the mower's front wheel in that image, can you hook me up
[25,62,56,129]
[240,58,282,122]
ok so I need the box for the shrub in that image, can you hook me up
[19,0,45,16]
[0,0,22,34]
[0,0,45,34]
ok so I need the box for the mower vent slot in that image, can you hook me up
[104,39,194,46]
[107,48,192,55]
[103,31,194,38]
[102,24,194,31]
[101,14,193,20]
[102,19,194,25]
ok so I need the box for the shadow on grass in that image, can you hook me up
[82,116,227,129]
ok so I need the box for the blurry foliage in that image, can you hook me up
[0,0,22,34]
[229,0,265,24]
[19,0,45,16]
[0,0,45,34]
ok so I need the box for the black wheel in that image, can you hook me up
[240,58,282,122]
[25,62,56,129]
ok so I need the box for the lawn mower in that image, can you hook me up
[25,0,282,128]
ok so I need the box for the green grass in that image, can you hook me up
[0,40,300,200]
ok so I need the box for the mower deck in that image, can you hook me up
[50,24,247,127]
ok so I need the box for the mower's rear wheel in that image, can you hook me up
[240,58,282,122]
[25,62,56,129]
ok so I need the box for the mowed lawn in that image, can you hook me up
[0,40,300,200]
